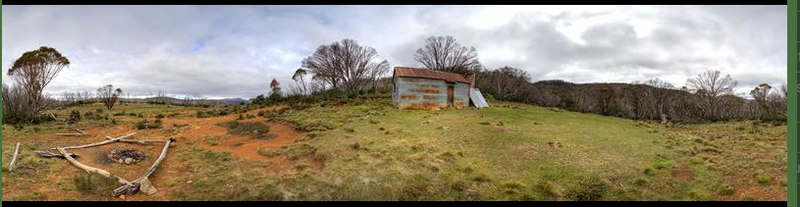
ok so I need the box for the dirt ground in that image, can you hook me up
[2,105,303,201]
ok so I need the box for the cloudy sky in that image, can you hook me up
[1,5,787,99]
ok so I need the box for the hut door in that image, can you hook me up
[447,85,454,107]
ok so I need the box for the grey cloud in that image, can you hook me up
[2,5,787,99]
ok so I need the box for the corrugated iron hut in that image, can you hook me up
[392,67,488,109]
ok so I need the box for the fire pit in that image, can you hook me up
[104,149,146,165]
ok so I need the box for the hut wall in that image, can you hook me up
[453,83,470,108]
[395,77,448,109]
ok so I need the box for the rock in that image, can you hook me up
[119,195,125,199]
[139,178,158,195]
[186,180,193,184]
[124,158,134,164]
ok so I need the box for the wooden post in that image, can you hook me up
[8,142,21,172]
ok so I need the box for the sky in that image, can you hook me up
[1,5,788,99]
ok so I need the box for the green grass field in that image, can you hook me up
[0,99,787,201]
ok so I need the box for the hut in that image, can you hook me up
[392,67,489,109]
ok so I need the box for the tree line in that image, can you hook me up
[474,67,787,123]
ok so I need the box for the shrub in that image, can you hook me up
[534,180,562,200]
[135,119,162,129]
[220,121,269,135]
[69,110,82,124]
[755,173,771,185]
[3,110,35,125]
[565,176,608,201]
[73,173,118,197]
[155,114,165,119]
[258,147,282,157]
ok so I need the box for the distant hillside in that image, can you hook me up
[219,98,251,105]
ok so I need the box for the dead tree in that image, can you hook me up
[686,70,737,120]
[302,39,390,91]
[98,84,123,110]
[414,36,481,75]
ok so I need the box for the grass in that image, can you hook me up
[73,173,119,197]
[267,99,787,201]
[219,120,270,135]
[0,99,787,201]
[135,118,163,129]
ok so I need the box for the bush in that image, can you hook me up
[135,119,162,129]
[155,114,165,119]
[3,110,35,125]
[565,176,608,201]
[220,120,269,135]
[69,110,82,124]
[73,173,118,197]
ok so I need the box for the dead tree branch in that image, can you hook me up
[8,143,21,172]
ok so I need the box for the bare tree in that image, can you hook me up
[293,68,308,95]
[414,36,481,75]
[2,83,31,123]
[642,78,675,123]
[97,85,123,110]
[7,46,70,116]
[686,70,737,120]
[302,39,390,91]
[768,84,788,118]
[310,75,328,92]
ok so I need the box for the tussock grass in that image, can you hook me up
[220,120,270,135]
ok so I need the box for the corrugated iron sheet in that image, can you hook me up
[395,67,471,84]
[470,88,489,108]
[393,77,470,109]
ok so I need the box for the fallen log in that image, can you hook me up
[113,138,175,196]
[112,138,175,146]
[56,128,89,136]
[8,143,21,172]
[34,151,80,159]
[48,111,65,122]
[52,132,136,150]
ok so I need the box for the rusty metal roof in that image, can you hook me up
[394,67,471,84]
